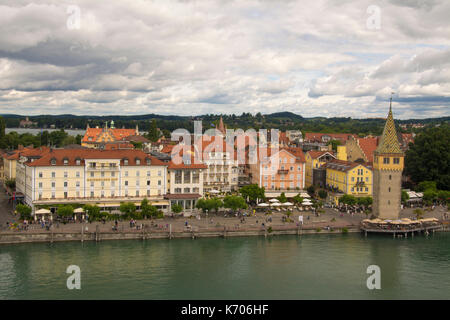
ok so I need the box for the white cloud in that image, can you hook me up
[0,0,449,119]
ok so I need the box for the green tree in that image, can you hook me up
[307,185,316,196]
[57,205,74,217]
[423,189,438,205]
[5,178,15,189]
[16,204,32,220]
[437,190,450,204]
[401,190,410,204]
[414,208,424,219]
[339,194,357,205]
[405,125,450,190]
[83,204,100,220]
[417,181,437,192]
[171,203,183,214]
[239,184,265,204]
[318,190,328,199]
[277,192,287,203]
[292,194,304,205]
[223,195,247,212]
[141,198,158,218]
[146,119,159,142]
[119,202,136,217]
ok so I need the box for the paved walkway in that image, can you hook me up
[0,185,17,230]
[2,202,448,234]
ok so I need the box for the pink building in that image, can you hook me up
[250,147,306,190]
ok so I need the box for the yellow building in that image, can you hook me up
[324,159,373,204]
[19,149,169,213]
[305,151,335,187]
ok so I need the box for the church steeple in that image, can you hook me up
[217,116,226,135]
[375,95,403,155]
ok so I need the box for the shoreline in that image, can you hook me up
[1,224,448,245]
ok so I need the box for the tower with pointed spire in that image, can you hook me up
[216,116,226,135]
[372,96,404,220]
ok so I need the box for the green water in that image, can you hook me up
[0,233,449,299]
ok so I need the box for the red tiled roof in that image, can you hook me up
[4,146,50,160]
[357,137,378,162]
[103,143,134,150]
[82,128,136,143]
[27,149,166,167]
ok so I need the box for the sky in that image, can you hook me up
[0,0,449,119]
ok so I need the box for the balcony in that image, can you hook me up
[87,165,119,171]
[278,169,289,174]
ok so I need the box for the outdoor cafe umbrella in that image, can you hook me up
[210,190,220,194]
[270,202,282,207]
[35,208,51,215]
[281,202,293,206]
[74,207,85,213]
[269,199,280,203]
[257,203,270,207]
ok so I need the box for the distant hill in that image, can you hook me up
[264,111,304,120]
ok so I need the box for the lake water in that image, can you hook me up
[0,233,449,300]
[6,128,85,136]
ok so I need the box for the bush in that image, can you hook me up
[267,226,273,233]
[316,227,322,232]
[16,204,32,220]
[342,227,349,234]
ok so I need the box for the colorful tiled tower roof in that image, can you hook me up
[375,99,403,155]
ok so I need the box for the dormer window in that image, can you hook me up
[76,158,81,165]
[63,158,69,165]
[136,158,141,165]
[146,158,151,165]
[124,158,129,166]
[51,158,56,166]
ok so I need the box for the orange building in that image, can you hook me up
[81,121,138,148]
[250,147,306,190]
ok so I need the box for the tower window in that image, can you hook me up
[388,187,391,192]
[383,157,390,164]
[388,200,390,205]
[393,158,400,164]
[389,175,392,180]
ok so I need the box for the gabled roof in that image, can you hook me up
[82,128,136,143]
[307,150,335,160]
[357,137,378,162]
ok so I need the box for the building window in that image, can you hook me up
[111,171,115,177]
[136,159,141,165]
[76,181,80,187]
[388,187,391,192]
[51,159,56,165]
[393,158,400,164]
[76,191,80,197]
[136,190,139,197]
[90,191,94,197]
[158,170,162,176]
[147,190,150,196]
[136,171,140,177]
[111,191,115,197]
[90,172,94,177]
[101,172,105,177]
[124,159,129,165]
[383,157,390,164]
[52,172,55,178]
[64,192,68,198]
[125,171,128,177]
[64,182,68,187]
[147,171,150,177]
[38,182,43,188]
[158,180,161,186]
[39,172,43,178]
[76,159,81,165]
[51,192,55,199]
[76,171,80,178]
[125,181,128,186]
[184,171,191,184]
[63,159,68,165]
[52,182,55,188]
[389,175,392,180]
[90,181,94,187]
[147,180,150,186]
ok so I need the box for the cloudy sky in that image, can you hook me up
[0,0,449,119]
